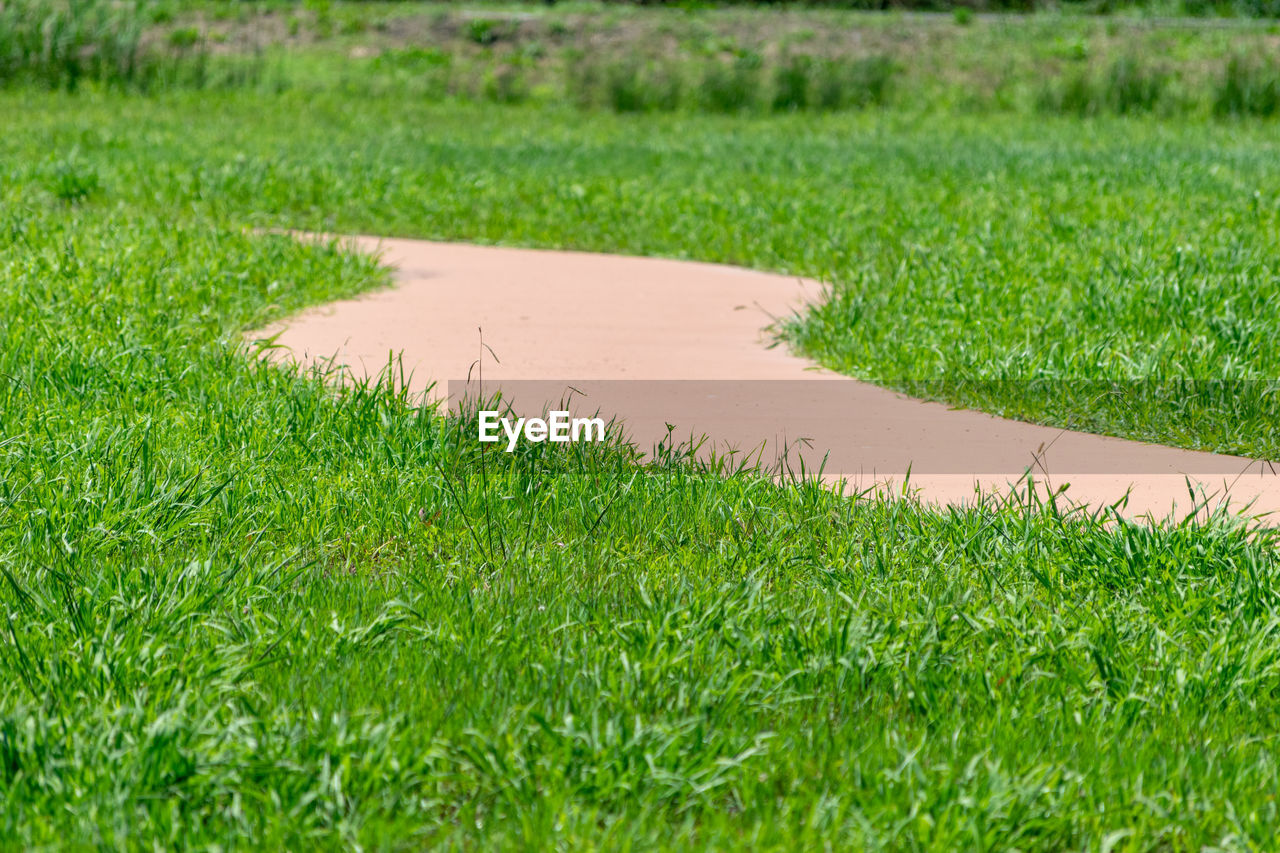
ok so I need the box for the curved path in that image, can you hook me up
[253,235,1279,521]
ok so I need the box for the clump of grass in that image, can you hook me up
[1213,55,1280,118]
[168,26,200,50]
[369,47,454,99]
[771,53,812,111]
[0,0,229,91]
[566,51,893,116]
[466,18,512,47]
[604,59,649,112]
[604,58,682,113]
[45,157,101,203]
[483,63,529,105]
[1227,0,1280,14]
[306,0,336,37]
[563,50,600,110]
[814,55,896,110]
[372,46,452,73]
[1038,56,1167,116]
[1038,67,1093,115]
[700,52,763,113]
[1102,56,1167,114]
[0,0,148,89]
[644,62,683,112]
[566,54,683,113]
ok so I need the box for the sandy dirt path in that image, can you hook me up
[253,235,1279,521]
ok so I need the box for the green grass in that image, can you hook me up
[4,13,1280,849]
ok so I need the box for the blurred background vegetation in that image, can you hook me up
[3,0,1279,118]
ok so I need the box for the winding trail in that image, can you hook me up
[253,235,1279,521]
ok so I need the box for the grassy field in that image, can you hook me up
[3,3,1280,850]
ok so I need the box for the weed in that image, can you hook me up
[597,57,682,113]
[645,61,684,111]
[168,26,200,50]
[0,0,149,89]
[772,53,812,111]
[1040,57,1167,116]
[1103,56,1166,114]
[484,63,529,105]
[564,50,602,109]
[700,52,763,113]
[519,40,547,61]
[814,55,896,110]
[605,59,648,112]
[1213,55,1280,117]
[305,0,333,38]
[45,158,100,203]
[339,11,368,36]
[467,18,504,47]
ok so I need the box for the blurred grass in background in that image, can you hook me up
[5,1,1280,117]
